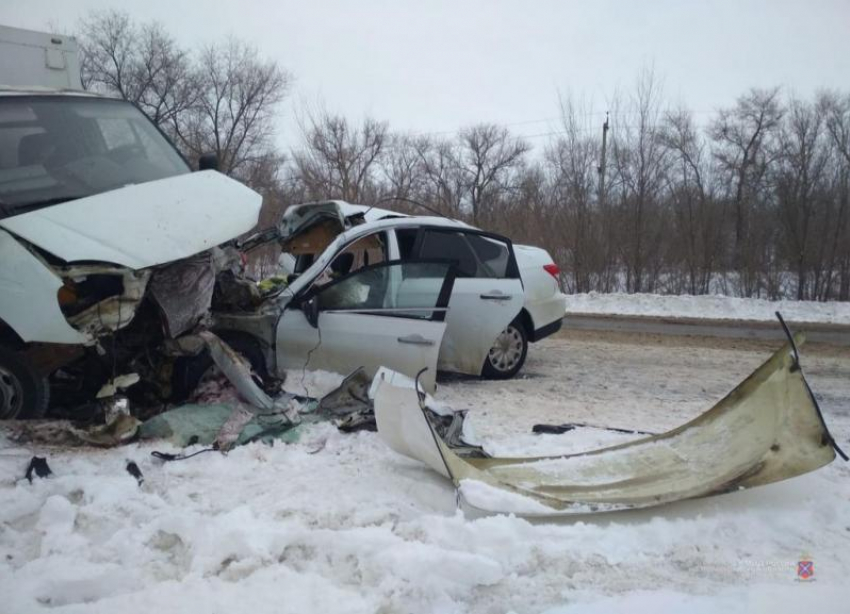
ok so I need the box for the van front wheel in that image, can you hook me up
[0,347,49,420]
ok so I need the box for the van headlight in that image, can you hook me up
[53,265,151,336]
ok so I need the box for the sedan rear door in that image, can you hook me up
[396,228,524,375]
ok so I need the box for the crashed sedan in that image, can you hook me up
[211,201,567,392]
[0,89,262,419]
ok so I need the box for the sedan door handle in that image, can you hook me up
[480,293,512,301]
[397,334,435,346]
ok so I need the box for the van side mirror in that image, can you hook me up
[301,297,319,328]
[198,153,219,171]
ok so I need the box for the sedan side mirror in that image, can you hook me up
[301,297,319,328]
[198,153,219,172]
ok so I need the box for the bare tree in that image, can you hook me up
[291,111,387,203]
[79,11,290,184]
[456,124,530,226]
[773,97,831,299]
[546,97,607,292]
[79,10,195,128]
[610,71,671,293]
[172,39,290,177]
[413,137,466,217]
[378,134,428,209]
[660,107,722,294]
[709,88,783,295]
[822,92,850,299]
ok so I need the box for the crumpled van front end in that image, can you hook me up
[0,91,262,418]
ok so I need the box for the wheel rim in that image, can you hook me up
[0,364,24,419]
[488,325,524,372]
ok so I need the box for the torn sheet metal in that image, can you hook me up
[198,331,277,413]
[374,333,840,516]
[149,254,216,338]
[318,367,371,417]
[6,411,141,448]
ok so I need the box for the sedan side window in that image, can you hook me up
[418,230,478,278]
[466,233,512,278]
[314,261,454,321]
[311,231,388,288]
[417,230,515,279]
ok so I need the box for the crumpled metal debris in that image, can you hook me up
[317,368,371,417]
[96,373,141,399]
[5,408,141,448]
[136,334,377,448]
[199,331,276,411]
[149,253,216,338]
[213,404,257,450]
[374,328,844,517]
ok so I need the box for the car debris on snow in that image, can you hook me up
[372,318,846,516]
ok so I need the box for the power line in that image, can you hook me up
[401,108,717,140]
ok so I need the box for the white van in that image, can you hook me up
[0,28,263,419]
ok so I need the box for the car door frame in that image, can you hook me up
[391,225,525,375]
[275,258,458,392]
[409,226,522,282]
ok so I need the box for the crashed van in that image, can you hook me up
[0,87,262,418]
[212,201,567,392]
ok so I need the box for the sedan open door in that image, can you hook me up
[275,261,456,392]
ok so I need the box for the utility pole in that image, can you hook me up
[597,112,609,207]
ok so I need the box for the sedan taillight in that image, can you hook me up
[543,263,560,280]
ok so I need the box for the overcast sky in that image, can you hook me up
[3,0,849,150]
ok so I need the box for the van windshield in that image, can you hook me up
[0,96,190,219]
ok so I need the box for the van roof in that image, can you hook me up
[0,85,113,98]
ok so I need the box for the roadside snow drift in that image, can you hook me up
[565,292,850,325]
[2,333,848,613]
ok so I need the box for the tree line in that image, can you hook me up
[79,11,850,301]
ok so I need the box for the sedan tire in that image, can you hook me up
[482,320,528,380]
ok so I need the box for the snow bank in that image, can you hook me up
[2,424,847,614]
[565,292,850,325]
[3,334,848,613]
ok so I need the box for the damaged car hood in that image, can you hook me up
[279,200,403,252]
[0,171,262,269]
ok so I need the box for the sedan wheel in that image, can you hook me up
[482,322,528,379]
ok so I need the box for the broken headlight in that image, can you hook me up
[58,274,125,317]
[53,265,151,337]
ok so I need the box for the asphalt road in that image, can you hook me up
[562,313,850,346]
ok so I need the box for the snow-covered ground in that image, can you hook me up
[565,292,850,325]
[2,330,849,613]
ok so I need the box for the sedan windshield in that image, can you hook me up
[0,96,190,218]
